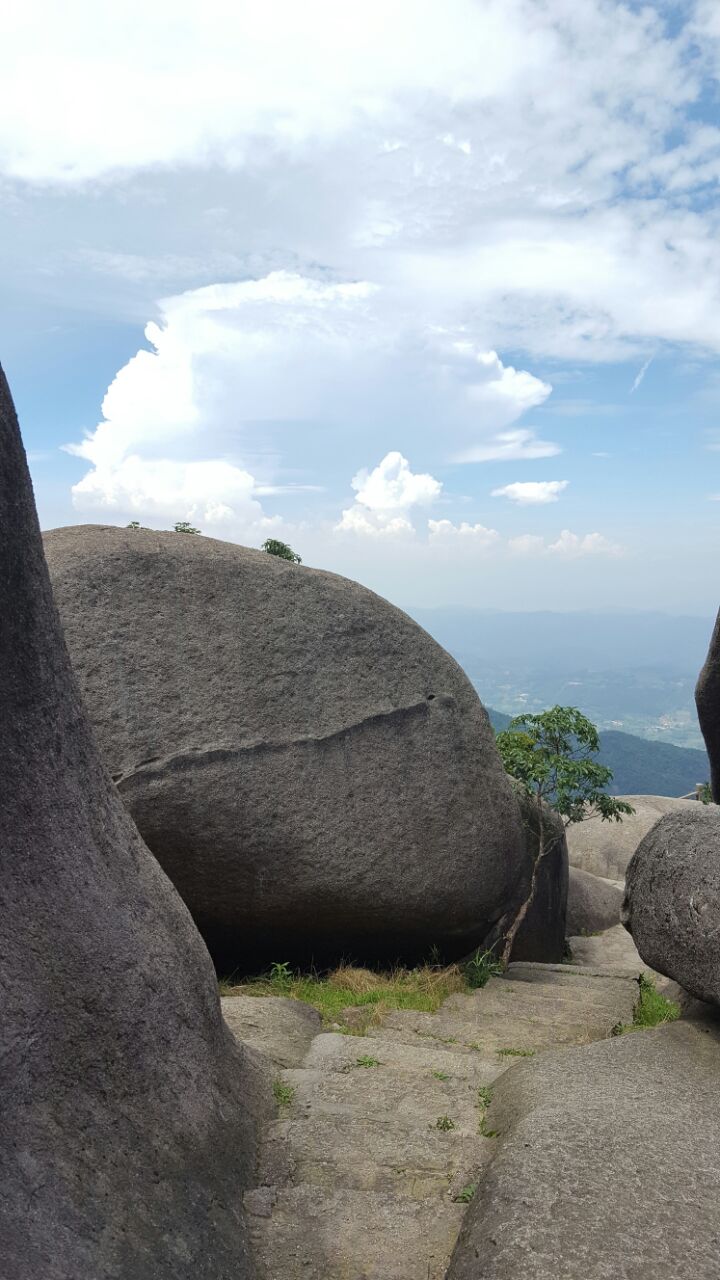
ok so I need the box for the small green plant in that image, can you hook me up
[355,1055,380,1068]
[464,946,504,990]
[477,1086,493,1109]
[476,1084,498,1136]
[699,782,714,804]
[272,1079,295,1106]
[126,520,141,529]
[454,1183,477,1203]
[497,1047,535,1058]
[269,960,293,987]
[435,1115,456,1131]
[431,1069,450,1081]
[261,537,302,563]
[173,520,201,534]
[612,974,680,1035]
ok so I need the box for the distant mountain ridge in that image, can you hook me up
[487,707,709,798]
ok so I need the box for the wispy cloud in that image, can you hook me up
[630,356,654,395]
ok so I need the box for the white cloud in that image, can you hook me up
[336,452,441,536]
[66,273,550,530]
[428,519,500,548]
[508,530,623,557]
[630,355,654,394]
[459,429,561,464]
[491,480,568,505]
[548,530,623,557]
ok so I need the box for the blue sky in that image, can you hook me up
[2,0,720,613]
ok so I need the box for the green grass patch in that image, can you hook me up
[272,1079,295,1107]
[612,974,681,1036]
[497,1047,535,1058]
[435,1115,456,1131]
[354,1055,380,1068]
[220,960,470,1031]
[454,1183,477,1203]
[464,946,504,989]
[431,1069,450,1081]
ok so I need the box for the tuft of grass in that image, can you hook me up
[435,1115,456,1132]
[612,974,681,1036]
[497,1047,535,1058]
[454,1183,477,1203]
[476,1084,498,1137]
[431,1069,450,1081]
[464,946,504,990]
[220,959,469,1031]
[272,1079,295,1107]
[354,1055,380,1068]
[477,1086,493,1109]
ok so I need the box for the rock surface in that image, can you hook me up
[240,952,638,1279]
[44,524,527,968]
[507,786,568,963]
[566,865,623,936]
[696,609,720,801]
[623,805,720,1006]
[0,366,266,1280]
[566,795,691,880]
[447,1017,720,1280]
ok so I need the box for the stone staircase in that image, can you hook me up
[225,954,640,1280]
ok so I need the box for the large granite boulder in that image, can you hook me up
[448,1017,720,1279]
[622,805,720,1006]
[0,366,266,1278]
[566,794,690,881]
[566,865,623,936]
[44,525,527,969]
[696,609,720,801]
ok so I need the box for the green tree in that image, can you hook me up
[173,520,201,535]
[496,706,634,963]
[126,520,141,529]
[261,538,302,563]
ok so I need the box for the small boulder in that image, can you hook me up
[566,794,691,880]
[696,608,720,801]
[44,525,528,969]
[622,805,720,1006]
[566,865,623,936]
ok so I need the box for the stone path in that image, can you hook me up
[224,940,643,1280]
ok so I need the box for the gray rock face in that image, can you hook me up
[0,366,266,1279]
[566,865,623,936]
[447,1018,720,1280]
[509,786,568,963]
[696,609,720,801]
[622,806,720,1006]
[44,524,527,969]
[566,795,690,880]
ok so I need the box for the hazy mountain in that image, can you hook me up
[487,707,709,798]
[409,608,714,750]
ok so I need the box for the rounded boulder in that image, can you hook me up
[622,805,720,1006]
[45,525,527,969]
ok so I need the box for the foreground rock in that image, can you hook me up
[566,794,690,880]
[45,525,527,968]
[623,806,720,1006]
[240,958,638,1278]
[566,865,623,936]
[0,367,265,1279]
[447,1017,720,1280]
[696,609,720,800]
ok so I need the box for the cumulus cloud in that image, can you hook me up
[491,480,568,505]
[66,272,551,529]
[336,452,441,536]
[428,519,500,548]
[508,530,623,557]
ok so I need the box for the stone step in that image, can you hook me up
[259,1109,490,1199]
[246,1185,465,1280]
[280,1062,491,1135]
[302,1031,498,1080]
